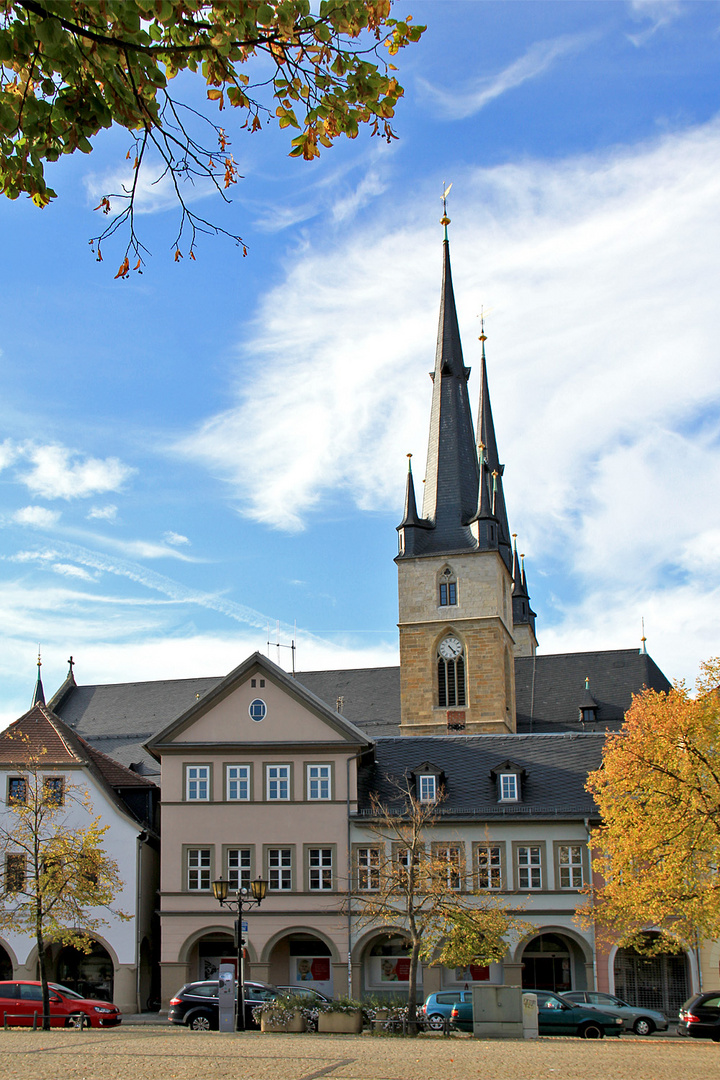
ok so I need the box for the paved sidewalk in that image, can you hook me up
[0,1028,716,1080]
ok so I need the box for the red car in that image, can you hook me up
[0,981,122,1027]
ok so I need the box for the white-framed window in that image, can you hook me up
[266,764,290,801]
[307,764,331,800]
[418,774,437,803]
[499,773,518,801]
[268,847,292,891]
[476,844,503,890]
[558,845,584,889]
[186,765,210,801]
[227,848,252,892]
[308,848,333,891]
[434,844,462,890]
[226,765,250,801]
[357,847,380,891]
[187,848,211,891]
[517,846,542,890]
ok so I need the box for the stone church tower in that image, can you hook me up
[396,220,536,735]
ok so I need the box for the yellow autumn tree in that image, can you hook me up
[584,657,720,953]
[0,740,128,1030]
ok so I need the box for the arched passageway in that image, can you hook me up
[267,932,334,994]
[520,932,588,994]
[614,935,689,1017]
[55,941,114,1001]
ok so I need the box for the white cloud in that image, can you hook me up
[628,1,685,46]
[0,438,17,472]
[13,506,61,528]
[51,563,96,581]
[84,159,216,217]
[164,531,190,546]
[20,444,134,500]
[87,504,118,521]
[418,33,594,120]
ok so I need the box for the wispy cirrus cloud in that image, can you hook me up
[627,1,685,46]
[87,504,118,522]
[418,32,595,120]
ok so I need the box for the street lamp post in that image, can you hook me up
[212,875,268,1031]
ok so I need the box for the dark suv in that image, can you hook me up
[168,979,279,1030]
[678,991,720,1040]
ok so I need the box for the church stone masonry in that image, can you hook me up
[396,226,534,736]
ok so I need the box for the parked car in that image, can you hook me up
[0,980,121,1028]
[451,989,624,1038]
[168,979,280,1030]
[560,991,668,1035]
[422,990,473,1030]
[678,991,720,1040]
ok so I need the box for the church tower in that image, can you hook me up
[396,213,530,735]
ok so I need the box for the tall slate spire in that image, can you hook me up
[419,235,479,553]
[475,330,512,568]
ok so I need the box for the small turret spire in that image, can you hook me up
[31,648,45,707]
[511,534,527,598]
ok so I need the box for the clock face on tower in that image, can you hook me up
[438,635,463,660]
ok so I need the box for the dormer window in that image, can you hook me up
[578,677,599,725]
[438,566,457,607]
[490,760,525,804]
[412,762,444,804]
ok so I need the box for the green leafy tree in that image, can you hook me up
[351,782,526,1030]
[583,657,720,954]
[0,739,128,1030]
[0,1,423,271]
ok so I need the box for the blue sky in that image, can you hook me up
[2,0,720,725]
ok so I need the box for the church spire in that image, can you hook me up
[31,648,45,707]
[418,207,479,553]
[475,324,512,568]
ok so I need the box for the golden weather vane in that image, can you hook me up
[441,181,452,233]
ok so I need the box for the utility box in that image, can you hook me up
[471,985,524,1039]
[522,992,539,1039]
[218,962,236,1032]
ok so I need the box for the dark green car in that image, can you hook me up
[451,989,624,1038]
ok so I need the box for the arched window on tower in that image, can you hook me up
[437,634,466,707]
[438,566,457,607]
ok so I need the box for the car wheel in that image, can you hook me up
[66,1013,86,1029]
[426,1013,445,1031]
[633,1017,654,1036]
[579,1022,604,1039]
[188,1011,214,1031]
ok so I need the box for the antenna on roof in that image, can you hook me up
[267,622,297,676]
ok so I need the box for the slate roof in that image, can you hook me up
[514,649,671,732]
[356,733,605,820]
[47,648,667,774]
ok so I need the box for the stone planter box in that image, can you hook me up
[317,1011,363,1034]
[261,1011,306,1033]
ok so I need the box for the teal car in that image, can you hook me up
[451,989,624,1038]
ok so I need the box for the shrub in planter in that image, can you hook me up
[253,994,309,1033]
[317,995,364,1034]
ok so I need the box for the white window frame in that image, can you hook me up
[434,844,462,890]
[186,765,210,801]
[308,847,333,891]
[356,846,380,891]
[187,847,211,891]
[418,775,437,803]
[476,844,503,890]
[226,765,250,801]
[266,764,290,801]
[268,847,292,891]
[227,847,252,892]
[558,844,584,889]
[517,846,542,890]
[499,773,518,802]
[307,764,331,801]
